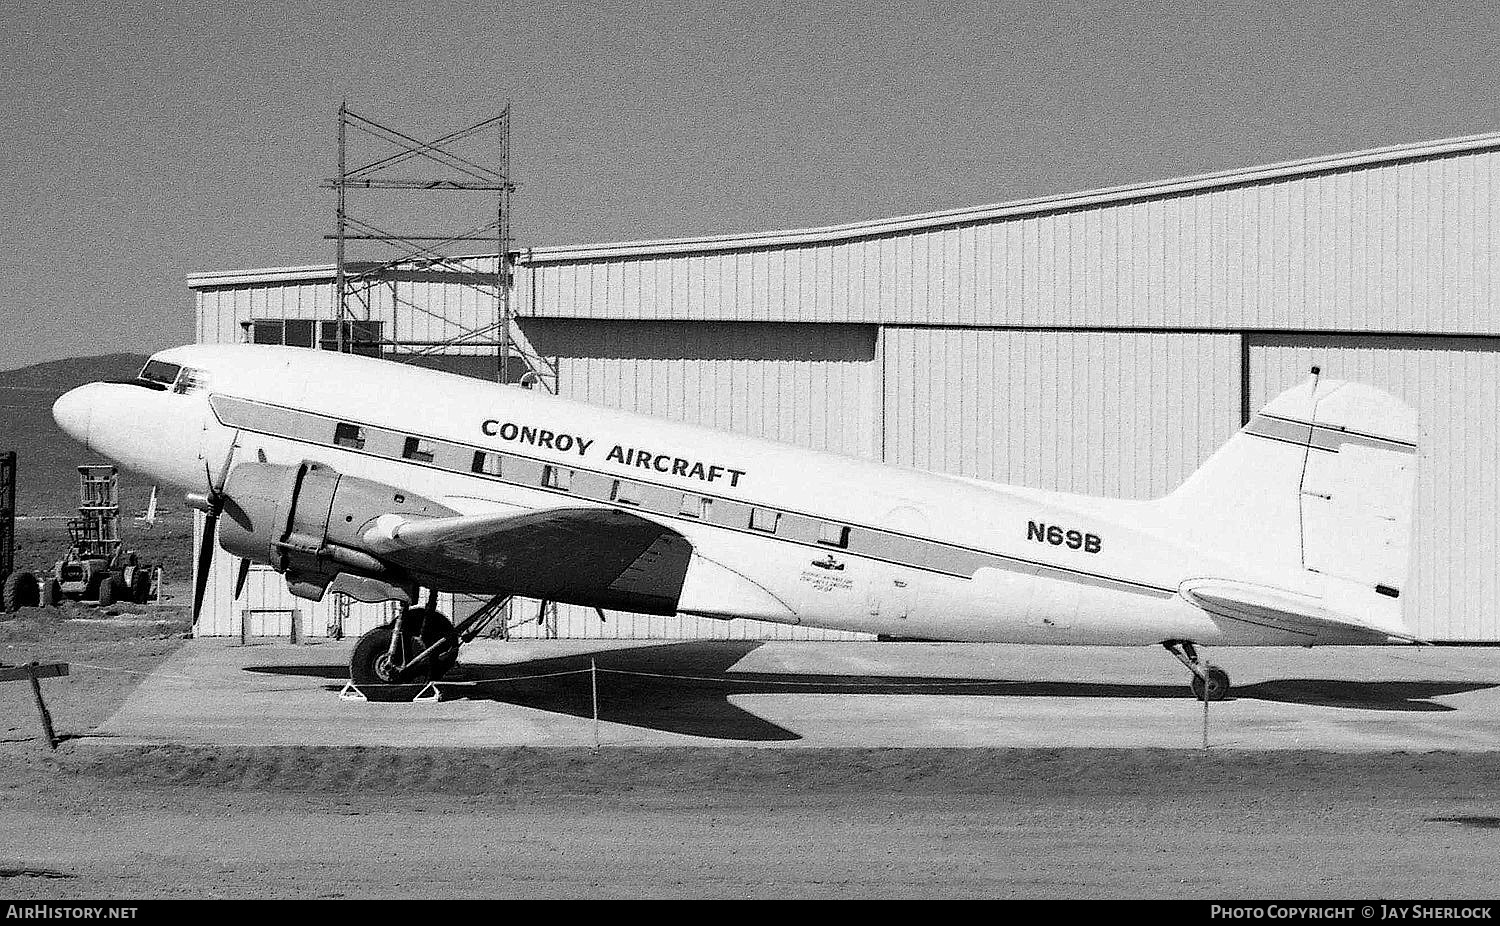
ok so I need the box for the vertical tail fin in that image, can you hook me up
[1159,372,1418,634]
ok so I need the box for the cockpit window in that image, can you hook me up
[172,367,210,395]
[135,360,209,395]
[139,360,182,386]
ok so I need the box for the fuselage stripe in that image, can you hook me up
[208,393,1179,599]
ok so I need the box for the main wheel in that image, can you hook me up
[350,623,433,701]
[42,580,62,608]
[2,571,39,612]
[404,608,458,679]
[1190,665,1231,701]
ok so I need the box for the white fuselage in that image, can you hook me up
[52,345,1349,647]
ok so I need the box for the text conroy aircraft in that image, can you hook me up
[52,345,1422,700]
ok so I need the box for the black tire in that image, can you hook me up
[96,576,117,607]
[2,571,39,612]
[42,580,62,608]
[405,608,458,679]
[350,623,432,701]
[1191,666,1231,702]
[131,570,151,604]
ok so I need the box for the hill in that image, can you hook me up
[0,353,151,515]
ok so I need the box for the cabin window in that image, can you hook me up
[679,494,711,518]
[333,422,365,450]
[471,451,503,476]
[543,465,573,491]
[401,437,435,464]
[818,523,850,548]
[611,480,642,505]
[750,507,780,533]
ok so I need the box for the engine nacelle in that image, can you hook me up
[217,460,456,603]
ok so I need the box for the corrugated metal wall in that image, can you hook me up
[524,320,879,455]
[196,281,336,344]
[1248,334,1500,642]
[195,260,502,351]
[882,329,1242,498]
[519,148,1499,335]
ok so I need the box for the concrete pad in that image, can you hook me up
[84,638,1500,751]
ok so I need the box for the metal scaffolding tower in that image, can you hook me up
[322,104,553,389]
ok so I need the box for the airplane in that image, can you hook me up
[51,344,1423,701]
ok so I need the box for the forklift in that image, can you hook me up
[1,451,42,612]
[44,466,156,606]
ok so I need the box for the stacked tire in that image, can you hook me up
[2,571,40,613]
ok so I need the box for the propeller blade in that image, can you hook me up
[210,442,237,496]
[190,440,241,624]
[233,558,250,600]
[191,509,219,624]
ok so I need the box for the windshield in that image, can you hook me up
[135,359,208,394]
[137,359,182,388]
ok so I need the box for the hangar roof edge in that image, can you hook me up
[189,129,1500,287]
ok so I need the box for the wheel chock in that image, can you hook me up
[338,680,368,702]
[413,682,443,703]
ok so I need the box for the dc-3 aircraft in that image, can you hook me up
[52,344,1423,701]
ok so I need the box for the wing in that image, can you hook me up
[363,507,694,615]
[1181,580,1426,645]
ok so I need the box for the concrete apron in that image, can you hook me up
[82,638,1500,751]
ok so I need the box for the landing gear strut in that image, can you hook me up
[1163,640,1230,701]
[348,594,510,700]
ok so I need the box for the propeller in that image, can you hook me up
[186,445,237,624]
[233,558,251,600]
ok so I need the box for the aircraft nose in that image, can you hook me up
[52,385,97,450]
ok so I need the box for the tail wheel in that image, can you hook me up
[2,571,39,612]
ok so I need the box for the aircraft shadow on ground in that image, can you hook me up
[244,641,1498,741]
[240,639,1494,741]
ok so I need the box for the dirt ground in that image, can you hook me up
[1,612,1498,899]
[10,514,194,587]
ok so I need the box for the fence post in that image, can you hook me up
[26,663,58,750]
[591,658,600,750]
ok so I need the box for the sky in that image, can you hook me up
[1,0,1497,371]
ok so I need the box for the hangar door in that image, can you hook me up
[1248,335,1500,642]
[882,329,1243,498]
[489,319,881,640]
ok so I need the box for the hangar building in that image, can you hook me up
[189,131,1500,643]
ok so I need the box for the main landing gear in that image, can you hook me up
[1163,640,1230,701]
[349,594,510,700]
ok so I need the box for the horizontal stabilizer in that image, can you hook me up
[1181,580,1425,645]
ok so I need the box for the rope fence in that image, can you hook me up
[61,658,1027,692]
[57,656,1220,749]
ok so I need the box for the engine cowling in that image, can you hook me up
[216,460,456,603]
